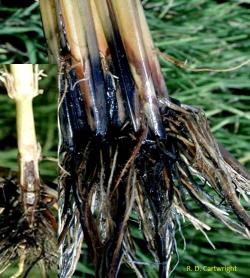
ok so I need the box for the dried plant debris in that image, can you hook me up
[39,0,250,277]
[0,65,57,277]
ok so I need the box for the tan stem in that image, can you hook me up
[9,64,41,226]
[59,0,87,65]
[10,65,39,166]
[16,98,39,184]
[39,0,60,63]
[90,0,109,57]
[110,0,165,138]
[136,1,169,98]
[60,0,108,135]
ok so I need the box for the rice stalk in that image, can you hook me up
[40,1,250,277]
[0,65,57,277]
[39,0,60,63]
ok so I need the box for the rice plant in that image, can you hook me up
[0,0,249,277]
[40,1,250,277]
[0,65,57,277]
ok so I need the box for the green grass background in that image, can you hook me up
[0,0,250,277]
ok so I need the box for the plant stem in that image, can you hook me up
[110,0,166,138]
[39,0,60,63]
[9,64,41,227]
[95,0,141,131]
[59,0,108,136]
[136,0,169,99]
